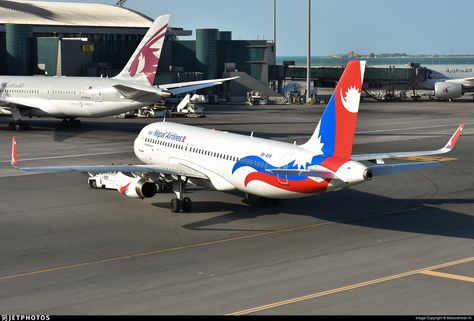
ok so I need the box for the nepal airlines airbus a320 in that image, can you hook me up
[0,15,236,130]
[11,61,464,212]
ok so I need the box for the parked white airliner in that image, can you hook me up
[0,15,236,130]
[422,65,474,100]
[11,61,464,212]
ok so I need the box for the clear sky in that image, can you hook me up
[40,0,474,56]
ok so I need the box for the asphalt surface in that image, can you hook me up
[0,101,473,315]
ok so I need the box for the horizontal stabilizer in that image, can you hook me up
[368,161,441,177]
[158,76,239,95]
[267,168,336,179]
[113,83,170,99]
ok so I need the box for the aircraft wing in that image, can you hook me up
[0,96,45,110]
[268,162,442,180]
[352,123,464,162]
[158,76,239,96]
[10,137,207,179]
[367,162,441,177]
[447,77,474,88]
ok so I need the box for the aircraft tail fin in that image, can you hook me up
[301,60,366,171]
[114,15,170,86]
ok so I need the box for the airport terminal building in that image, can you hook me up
[0,0,278,100]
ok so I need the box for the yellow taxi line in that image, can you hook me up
[228,256,474,315]
[398,156,458,162]
[0,209,409,281]
[419,270,474,283]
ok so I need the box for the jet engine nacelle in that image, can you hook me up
[0,107,12,115]
[435,82,463,99]
[334,161,372,185]
[115,172,157,199]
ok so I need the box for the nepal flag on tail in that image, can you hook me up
[301,60,366,173]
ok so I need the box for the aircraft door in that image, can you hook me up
[277,153,294,185]
[94,89,103,102]
[45,86,52,99]
[184,144,192,159]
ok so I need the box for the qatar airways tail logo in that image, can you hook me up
[128,24,168,85]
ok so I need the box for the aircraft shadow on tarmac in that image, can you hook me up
[152,189,474,240]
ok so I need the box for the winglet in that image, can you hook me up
[444,123,464,150]
[11,136,18,168]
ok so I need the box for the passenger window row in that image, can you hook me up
[0,89,85,95]
[1,89,40,94]
[145,137,240,162]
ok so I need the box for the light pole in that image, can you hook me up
[306,0,312,103]
[273,0,277,50]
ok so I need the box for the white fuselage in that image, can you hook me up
[132,122,367,199]
[0,76,156,118]
[420,65,474,90]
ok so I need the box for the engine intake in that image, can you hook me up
[135,180,158,199]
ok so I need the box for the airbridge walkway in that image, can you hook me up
[274,63,428,90]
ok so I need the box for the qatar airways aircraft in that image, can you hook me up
[0,15,236,130]
[11,61,464,212]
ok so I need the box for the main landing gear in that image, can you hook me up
[8,108,31,131]
[259,197,280,207]
[8,121,30,131]
[61,118,81,128]
[6,118,82,130]
[170,176,192,213]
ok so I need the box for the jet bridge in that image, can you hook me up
[278,63,428,91]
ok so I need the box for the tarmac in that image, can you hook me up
[0,101,473,315]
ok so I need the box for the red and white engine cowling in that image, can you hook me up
[115,172,157,199]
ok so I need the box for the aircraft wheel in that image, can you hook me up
[259,197,270,207]
[8,122,15,130]
[15,122,29,131]
[72,119,81,128]
[89,180,97,189]
[270,199,281,207]
[170,198,182,213]
[182,197,192,213]
[61,119,69,128]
